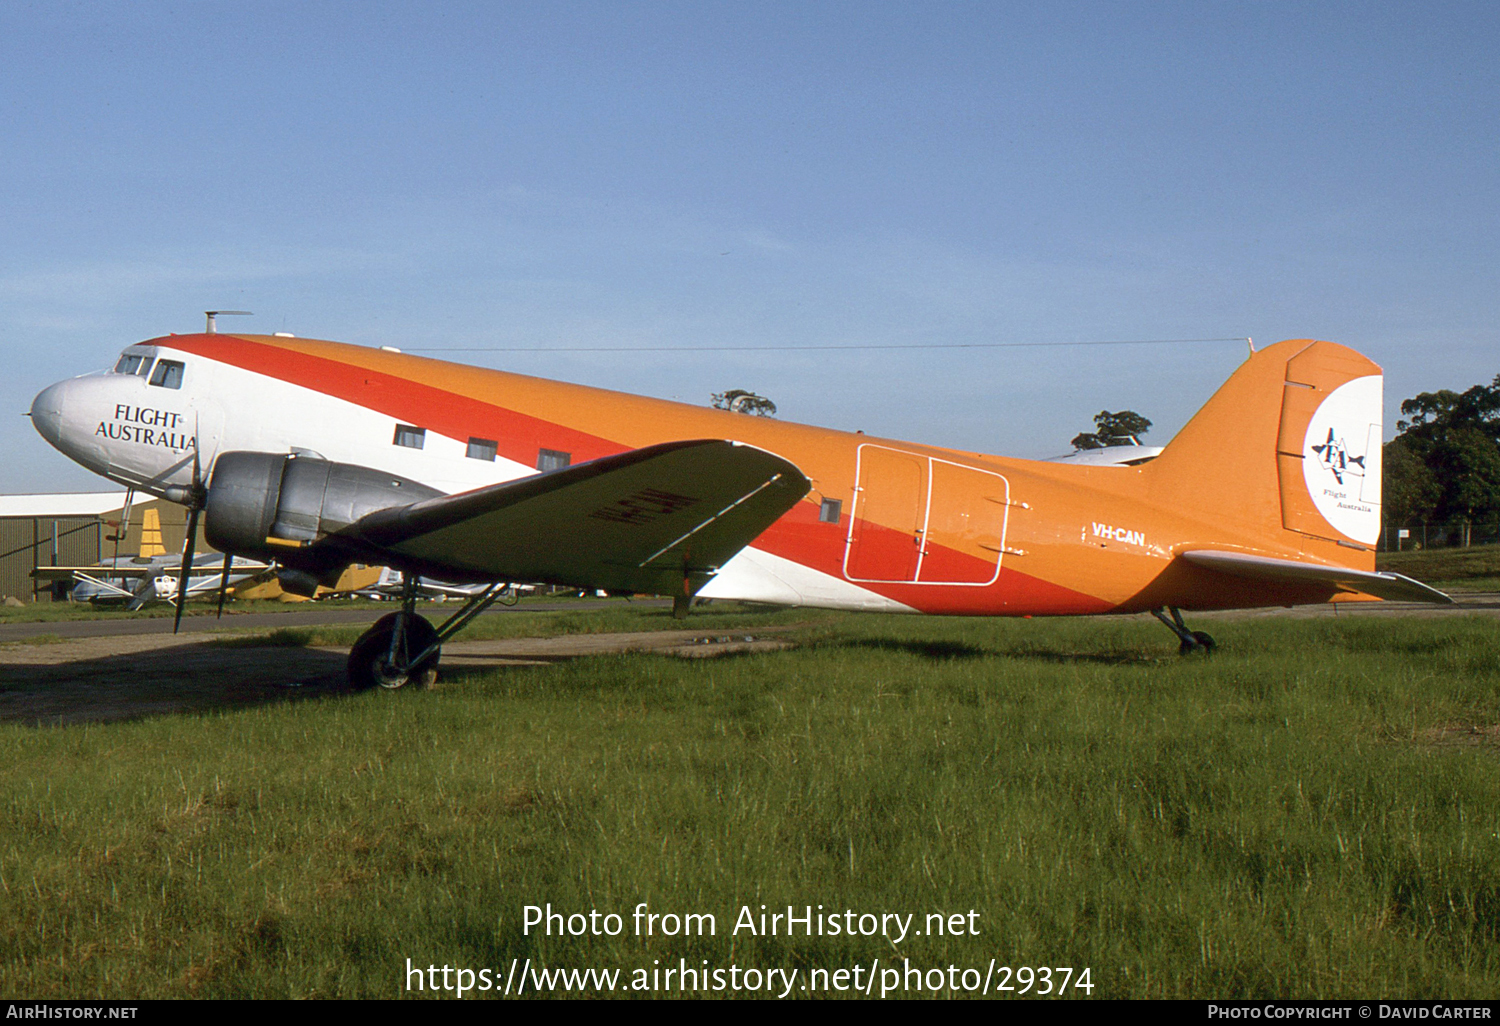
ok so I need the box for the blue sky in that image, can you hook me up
[4,1,1496,493]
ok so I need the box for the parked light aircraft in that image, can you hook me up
[355,566,529,604]
[27,328,1450,688]
[32,551,268,608]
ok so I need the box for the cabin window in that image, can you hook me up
[538,448,571,472]
[466,437,498,461]
[147,360,184,389]
[113,353,153,377]
[820,498,842,523]
[393,424,426,449]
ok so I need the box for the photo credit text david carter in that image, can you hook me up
[402,903,1095,997]
[1210,1006,1492,1020]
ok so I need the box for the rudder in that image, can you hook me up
[1145,339,1383,551]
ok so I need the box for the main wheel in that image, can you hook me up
[347,612,441,691]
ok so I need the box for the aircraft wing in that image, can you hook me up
[1180,550,1454,604]
[349,439,810,597]
[31,559,270,581]
[30,566,160,606]
[31,566,154,581]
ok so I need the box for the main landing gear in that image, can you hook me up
[1151,606,1216,656]
[346,575,513,690]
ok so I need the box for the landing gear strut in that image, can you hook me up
[346,575,512,690]
[1151,606,1216,656]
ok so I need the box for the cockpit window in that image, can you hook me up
[113,353,155,377]
[148,359,184,389]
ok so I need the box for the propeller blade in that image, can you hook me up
[172,420,209,634]
[216,551,233,618]
[191,415,203,485]
[173,504,199,634]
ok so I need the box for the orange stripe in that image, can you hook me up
[156,334,625,467]
[154,332,1113,615]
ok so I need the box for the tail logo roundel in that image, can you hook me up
[1301,375,1382,545]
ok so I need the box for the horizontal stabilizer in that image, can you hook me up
[352,439,810,597]
[1180,550,1453,604]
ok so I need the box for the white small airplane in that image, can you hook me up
[32,552,270,608]
[28,318,1448,688]
[1043,436,1165,468]
[354,566,530,604]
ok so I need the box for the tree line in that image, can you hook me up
[717,379,1497,542]
[1060,379,1499,545]
[1384,374,1500,540]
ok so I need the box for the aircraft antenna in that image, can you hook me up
[410,336,1254,355]
[204,310,252,334]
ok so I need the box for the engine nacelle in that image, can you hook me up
[204,451,442,564]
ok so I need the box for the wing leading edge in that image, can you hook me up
[1180,550,1453,604]
[351,439,811,598]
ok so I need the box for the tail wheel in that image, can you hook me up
[1178,630,1217,656]
[347,612,440,690]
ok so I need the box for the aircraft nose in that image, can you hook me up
[29,380,67,447]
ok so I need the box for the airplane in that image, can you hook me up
[354,566,530,604]
[27,323,1450,688]
[29,501,271,608]
[1043,435,1164,468]
[32,551,269,608]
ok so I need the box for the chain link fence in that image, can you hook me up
[1381,520,1500,551]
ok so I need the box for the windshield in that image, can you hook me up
[113,352,155,377]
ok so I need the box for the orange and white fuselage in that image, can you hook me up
[30,332,1393,615]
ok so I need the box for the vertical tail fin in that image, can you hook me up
[138,507,167,557]
[1145,339,1383,553]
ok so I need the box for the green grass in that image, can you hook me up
[3,611,1500,998]
[1378,545,1500,591]
[0,597,377,624]
[0,633,65,649]
[206,601,835,649]
[0,593,608,625]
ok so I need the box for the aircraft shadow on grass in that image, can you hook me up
[0,637,729,725]
[830,638,991,661]
[824,637,1156,666]
[0,644,349,726]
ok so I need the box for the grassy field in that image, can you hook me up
[207,599,835,649]
[2,606,1499,999]
[0,595,436,625]
[1378,544,1500,591]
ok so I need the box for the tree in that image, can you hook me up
[711,389,777,417]
[1071,410,1151,450]
[1386,374,1500,541]
[1380,435,1441,526]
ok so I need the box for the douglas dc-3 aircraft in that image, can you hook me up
[28,327,1450,688]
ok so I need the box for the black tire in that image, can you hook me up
[1178,630,1216,656]
[347,612,440,691]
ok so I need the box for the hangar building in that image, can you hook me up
[0,492,198,603]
